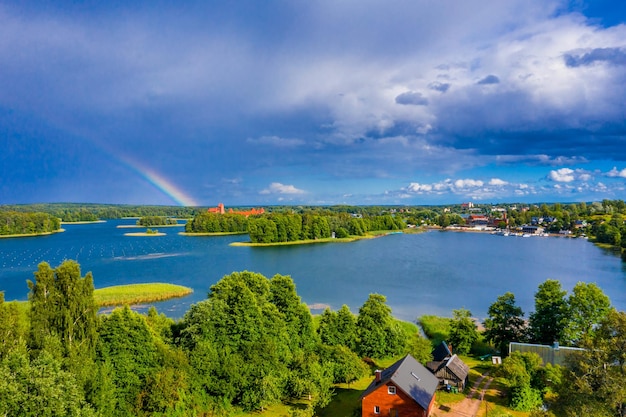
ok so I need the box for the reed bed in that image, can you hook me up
[94,283,193,307]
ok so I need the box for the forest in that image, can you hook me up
[1,260,625,415]
[0,211,61,236]
[0,261,428,417]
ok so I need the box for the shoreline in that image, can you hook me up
[230,232,393,247]
[61,220,106,224]
[179,231,248,236]
[124,232,166,236]
[0,228,65,239]
[117,223,184,229]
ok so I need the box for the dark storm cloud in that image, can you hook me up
[395,91,429,106]
[564,47,626,67]
[476,74,500,85]
[428,82,451,92]
[1,0,626,205]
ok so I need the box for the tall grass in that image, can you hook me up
[418,315,452,345]
[94,283,193,307]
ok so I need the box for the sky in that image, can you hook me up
[1,0,626,206]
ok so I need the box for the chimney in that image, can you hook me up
[375,370,382,383]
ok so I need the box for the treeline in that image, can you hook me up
[0,261,429,417]
[137,216,179,227]
[1,203,202,221]
[184,211,405,242]
[184,212,248,233]
[0,211,61,236]
[248,213,404,243]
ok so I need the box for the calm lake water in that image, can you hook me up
[1,220,626,321]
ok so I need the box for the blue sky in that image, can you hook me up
[1,0,626,206]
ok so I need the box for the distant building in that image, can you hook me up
[521,225,544,234]
[467,215,489,227]
[207,203,265,217]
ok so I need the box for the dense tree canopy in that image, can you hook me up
[528,279,567,345]
[449,308,479,355]
[0,211,61,235]
[356,294,407,358]
[483,292,526,356]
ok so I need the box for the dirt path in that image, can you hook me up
[431,372,494,417]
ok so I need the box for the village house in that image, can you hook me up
[361,354,438,417]
[426,342,470,391]
[426,354,470,391]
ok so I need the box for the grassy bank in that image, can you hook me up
[0,229,65,239]
[94,283,193,307]
[230,231,399,247]
[179,231,248,236]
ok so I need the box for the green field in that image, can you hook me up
[94,283,193,306]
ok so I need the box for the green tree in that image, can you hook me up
[269,274,318,352]
[96,306,159,416]
[356,294,407,358]
[483,292,526,356]
[407,336,433,364]
[317,305,357,351]
[529,279,567,345]
[499,351,544,411]
[0,293,27,358]
[0,350,94,417]
[555,309,626,416]
[317,344,368,386]
[449,308,479,355]
[563,282,611,345]
[179,271,292,411]
[27,261,98,357]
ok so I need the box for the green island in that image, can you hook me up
[124,228,166,236]
[94,282,193,307]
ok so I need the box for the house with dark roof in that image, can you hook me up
[361,354,438,417]
[432,341,452,362]
[426,354,470,390]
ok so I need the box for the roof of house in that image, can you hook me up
[361,354,439,411]
[426,354,469,382]
[444,355,469,381]
[432,341,452,362]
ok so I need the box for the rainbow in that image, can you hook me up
[116,154,199,207]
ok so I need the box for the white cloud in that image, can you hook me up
[260,182,306,195]
[407,183,433,192]
[607,167,626,178]
[547,168,595,183]
[454,179,484,188]
[489,178,508,186]
[548,168,575,182]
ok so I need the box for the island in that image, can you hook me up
[94,282,193,307]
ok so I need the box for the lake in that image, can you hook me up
[1,220,625,321]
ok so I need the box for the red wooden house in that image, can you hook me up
[361,354,439,417]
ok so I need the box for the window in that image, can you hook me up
[388,385,396,395]
[374,405,380,414]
